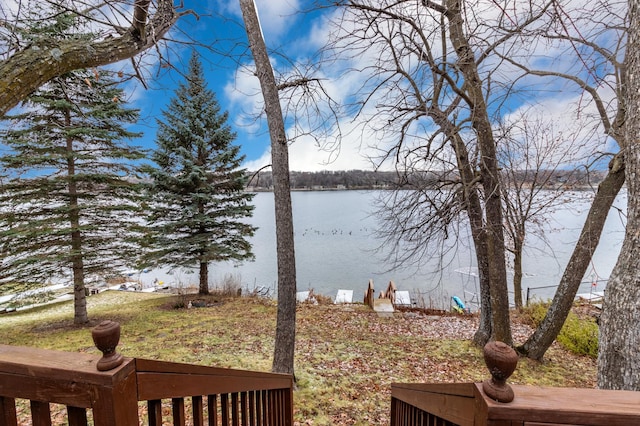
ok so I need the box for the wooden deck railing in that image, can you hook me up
[0,320,293,426]
[390,341,640,426]
[4,319,640,426]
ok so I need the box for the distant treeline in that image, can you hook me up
[246,170,399,190]
[245,169,607,191]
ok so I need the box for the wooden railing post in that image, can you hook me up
[284,387,294,426]
[0,396,18,426]
[0,320,139,426]
[89,320,138,426]
[482,341,518,403]
[91,320,124,371]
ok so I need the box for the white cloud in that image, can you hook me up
[225,63,266,132]
[242,133,372,172]
[231,62,395,172]
[499,80,619,167]
[241,96,404,172]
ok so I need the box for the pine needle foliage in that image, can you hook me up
[0,68,146,324]
[140,51,256,295]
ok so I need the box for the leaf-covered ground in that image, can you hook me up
[0,291,596,425]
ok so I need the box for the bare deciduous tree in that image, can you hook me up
[326,0,626,353]
[497,111,594,309]
[512,0,628,360]
[238,1,341,376]
[328,0,571,345]
[238,0,297,376]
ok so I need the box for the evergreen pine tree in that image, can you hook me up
[141,52,256,295]
[0,69,146,324]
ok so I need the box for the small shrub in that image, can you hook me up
[556,314,599,357]
[520,300,599,358]
[313,292,334,305]
[245,284,273,299]
[519,299,550,327]
[172,281,191,308]
[210,273,243,298]
[172,298,186,309]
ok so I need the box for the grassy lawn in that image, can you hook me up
[0,290,597,425]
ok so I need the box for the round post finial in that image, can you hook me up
[482,341,518,403]
[91,320,124,371]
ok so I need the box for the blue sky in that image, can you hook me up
[3,0,623,173]
[120,1,621,173]
[124,1,355,172]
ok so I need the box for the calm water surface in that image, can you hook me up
[140,190,627,309]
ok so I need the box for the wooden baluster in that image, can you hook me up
[172,398,185,426]
[231,393,239,426]
[248,391,256,425]
[67,406,88,426]
[0,396,17,426]
[280,390,287,426]
[278,390,283,426]
[147,400,162,426]
[192,396,204,426]
[255,391,263,426]
[207,395,218,426]
[30,401,51,426]
[260,390,268,425]
[268,391,275,426]
[482,341,518,403]
[271,390,283,425]
[220,394,229,425]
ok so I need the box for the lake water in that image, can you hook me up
[139,190,627,309]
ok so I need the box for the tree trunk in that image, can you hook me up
[446,0,511,344]
[0,0,177,116]
[198,198,209,295]
[513,237,524,309]
[199,261,209,295]
[598,204,640,389]
[430,102,494,344]
[239,0,297,376]
[71,222,87,325]
[597,0,640,389]
[518,155,625,360]
[66,115,88,325]
[472,229,493,346]
[445,123,492,345]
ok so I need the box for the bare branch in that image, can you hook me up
[0,0,181,115]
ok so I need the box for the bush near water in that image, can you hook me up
[520,301,600,358]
